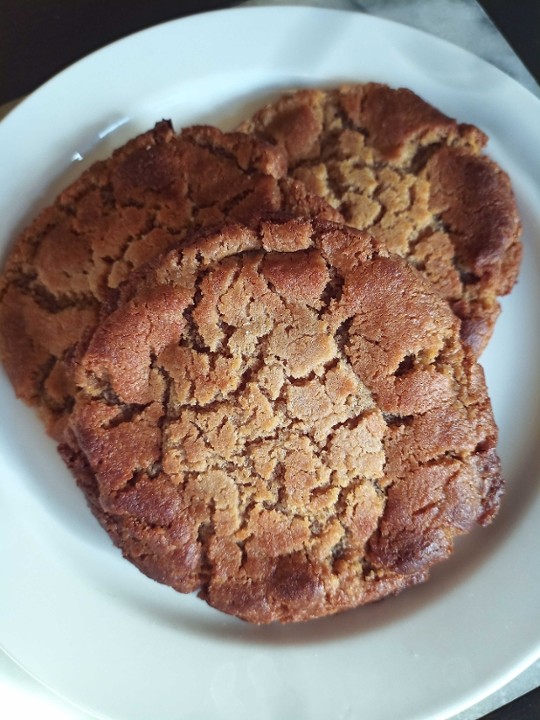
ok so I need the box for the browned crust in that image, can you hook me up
[238,83,523,355]
[62,217,502,624]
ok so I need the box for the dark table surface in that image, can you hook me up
[1,1,539,719]
[1,0,539,106]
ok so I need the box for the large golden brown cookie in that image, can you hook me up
[238,83,522,355]
[0,121,339,438]
[62,217,502,624]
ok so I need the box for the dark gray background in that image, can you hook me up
[0,0,538,104]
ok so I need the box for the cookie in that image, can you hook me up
[238,83,522,355]
[62,217,502,624]
[0,120,340,438]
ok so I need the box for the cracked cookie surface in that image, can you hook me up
[62,217,502,623]
[238,83,522,355]
[0,120,340,439]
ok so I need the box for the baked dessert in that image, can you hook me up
[0,120,339,438]
[62,217,502,623]
[238,83,522,355]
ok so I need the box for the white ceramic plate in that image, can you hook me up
[1,7,539,720]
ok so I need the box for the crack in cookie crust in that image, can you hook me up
[62,217,502,624]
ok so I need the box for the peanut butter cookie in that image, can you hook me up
[238,83,522,355]
[0,121,339,438]
[62,217,502,623]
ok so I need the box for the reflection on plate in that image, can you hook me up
[0,7,540,720]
